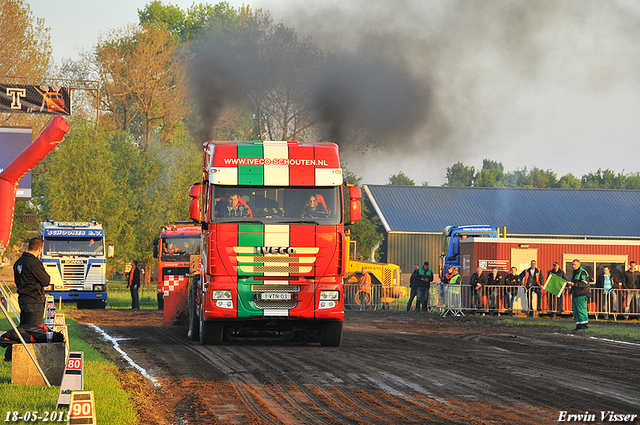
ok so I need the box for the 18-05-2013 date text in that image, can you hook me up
[4,411,69,422]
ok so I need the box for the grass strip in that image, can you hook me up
[0,314,138,424]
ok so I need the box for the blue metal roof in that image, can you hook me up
[363,185,640,237]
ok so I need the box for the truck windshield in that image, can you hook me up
[160,237,201,262]
[43,237,104,256]
[212,186,341,225]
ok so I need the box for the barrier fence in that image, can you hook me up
[343,283,640,320]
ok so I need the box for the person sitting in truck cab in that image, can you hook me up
[301,194,330,218]
[218,193,252,218]
[163,243,178,255]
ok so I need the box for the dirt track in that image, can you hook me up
[70,309,640,425]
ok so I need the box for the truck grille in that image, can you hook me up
[251,285,301,293]
[62,264,85,281]
[254,300,298,309]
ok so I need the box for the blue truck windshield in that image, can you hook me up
[43,237,104,256]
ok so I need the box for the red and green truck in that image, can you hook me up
[187,140,361,345]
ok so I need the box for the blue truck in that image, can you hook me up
[440,225,498,276]
[39,219,110,309]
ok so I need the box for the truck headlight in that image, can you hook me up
[93,284,105,291]
[216,300,234,308]
[318,291,339,309]
[212,290,232,300]
[320,290,339,301]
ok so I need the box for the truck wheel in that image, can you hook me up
[187,278,200,341]
[320,321,343,347]
[199,304,223,345]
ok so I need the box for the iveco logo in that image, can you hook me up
[254,247,296,255]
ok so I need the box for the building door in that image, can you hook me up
[511,248,538,273]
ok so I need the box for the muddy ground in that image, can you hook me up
[68,309,640,425]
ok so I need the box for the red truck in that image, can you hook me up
[186,140,361,345]
[152,222,201,324]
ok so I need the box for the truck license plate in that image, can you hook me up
[260,293,291,300]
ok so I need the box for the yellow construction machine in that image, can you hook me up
[343,235,406,309]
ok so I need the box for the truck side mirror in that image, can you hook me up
[107,245,115,258]
[153,245,158,259]
[349,186,362,200]
[188,183,202,222]
[349,199,361,223]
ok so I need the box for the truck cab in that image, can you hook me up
[187,140,361,346]
[39,219,109,309]
[440,225,498,276]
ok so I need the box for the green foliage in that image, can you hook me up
[474,159,505,187]
[556,173,582,188]
[445,162,475,187]
[388,171,415,186]
[139,1,243,41]
[343,164,383,260]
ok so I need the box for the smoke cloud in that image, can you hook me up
[190,0,640,184]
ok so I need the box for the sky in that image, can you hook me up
[27,0,640,186]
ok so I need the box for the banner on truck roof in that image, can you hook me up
[43,229,104,238]
[0,84,71,115]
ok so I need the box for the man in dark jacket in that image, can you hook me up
[622,261,640,320]
[128,260,141,309]
[519,260,544,317]
[596,266,619,320]
[13,237,50,325]
[407,264,419,311]
[415,262,433,312]
[547,262,568,319]
[469,267,486,313]
[569,259,590,331]
[503,267,520,316]
[486,268,502,314]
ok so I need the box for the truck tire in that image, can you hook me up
[199,304,223,345]
[187,277,200,341]
[320,321,343,347]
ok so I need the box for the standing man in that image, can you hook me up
[503,267,521,316]
[13,237,50,325]
[519,260,544,317]
[596,266,619,320]
[407,264,419,311]
[128,260,141,310]
[623,261,640,320]
[469,267,486,313]
[415,262,433,312]
[547,262,568,319]
[357,268,372,311]
[486,267,502,314]
[569,259,591,331]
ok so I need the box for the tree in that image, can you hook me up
[343,165,383,260]
[139,1,244,42]
[445,162,475,187]
[474,159,504,187]
[38,120,141,266]
[388,171,415,186]
[93,23,187,149]
[581,169,624,189]
[557,173,581,188]
[0,0,52,131]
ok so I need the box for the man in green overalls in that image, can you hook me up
[569,259,591,331]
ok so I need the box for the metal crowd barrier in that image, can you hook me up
[342,283,640,319]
